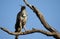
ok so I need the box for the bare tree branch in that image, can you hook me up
[23,0,60,39]
[0,27,54,36]
[0,0,60,39]
[1,27,60,39]
[23,0,56,32]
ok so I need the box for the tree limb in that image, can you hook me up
[23,0,56,32]
[0,0,60,39]
[1,27,60,39]
[0,27,54,36]
[23,0,60,39]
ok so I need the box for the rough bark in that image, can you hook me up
[0,27,54,36]
[0,0,60,39]
[23,0,60,39]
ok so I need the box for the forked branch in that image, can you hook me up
[0,27,53,36]
[23,0,60,39]
[0,0,60,39]
[23,0,56,32]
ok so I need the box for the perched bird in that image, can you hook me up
[15,6,27,32]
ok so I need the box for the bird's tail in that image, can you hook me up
[15,35,18,39]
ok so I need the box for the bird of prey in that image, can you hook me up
[15,6,27,32]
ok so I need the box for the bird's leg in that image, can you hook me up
[24,25,27,32]
[20,22,22,32]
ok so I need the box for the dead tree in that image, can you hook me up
[0,0,60,39]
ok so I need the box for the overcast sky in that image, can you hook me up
[0,0,60,39]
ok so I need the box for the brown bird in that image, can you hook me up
[15,6,27,32]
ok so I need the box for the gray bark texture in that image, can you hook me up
[0,0,60,39]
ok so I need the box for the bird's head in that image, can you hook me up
[21,6,26,10]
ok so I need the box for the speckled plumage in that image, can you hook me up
[15,6,27,32]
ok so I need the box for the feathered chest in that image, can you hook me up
[20,10,27,19]
[17,10,27,20]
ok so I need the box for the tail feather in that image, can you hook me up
[15,35,18,39]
